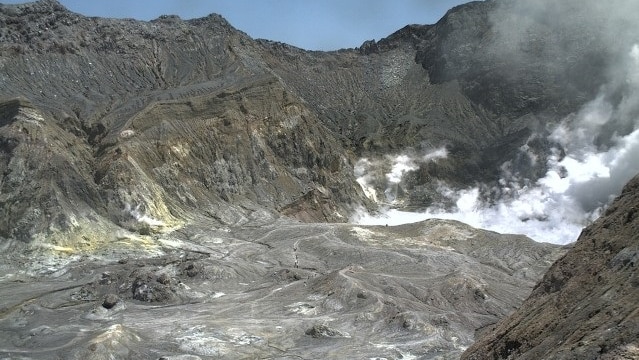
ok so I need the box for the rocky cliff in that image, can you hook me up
[462,175,639,359]
[1,0,630,243]
[0,0,371,244]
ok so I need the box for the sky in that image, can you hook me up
[1,0,474,50]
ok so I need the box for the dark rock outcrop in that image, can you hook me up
[462,175,639,359]
[417,0,631,119]
[305,324,349,338]
[101,293,119,309]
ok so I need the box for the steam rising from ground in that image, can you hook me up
[354,148,447,203]
[354,44,639,245]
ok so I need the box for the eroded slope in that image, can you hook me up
[1,0,630,241]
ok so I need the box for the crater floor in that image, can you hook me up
[0,218,564,359]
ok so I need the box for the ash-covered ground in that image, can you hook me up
[0,218,564,359]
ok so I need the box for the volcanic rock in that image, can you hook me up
[305,324,350,338]
[102,293,119,309]
[0,0,626,242]
[0,219,566,359]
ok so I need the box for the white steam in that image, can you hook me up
[386,154,419,184]
[354,45,639,245]
[125,203,165,227]
[354,147,447,204]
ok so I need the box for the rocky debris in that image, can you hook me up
[131,270,176,303]
[182,263,200,278]
[273,268,303,282]
[305,324,350,338]
[462,175,639,359]
[101,294,119,309]
[74,263,187,306]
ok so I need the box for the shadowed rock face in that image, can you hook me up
[462,175,639,359]
[417,0,634,119]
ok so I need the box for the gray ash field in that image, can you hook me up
[0,219,564,359]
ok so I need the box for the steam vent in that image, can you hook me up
[0,0,637,358]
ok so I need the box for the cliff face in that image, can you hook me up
[417,0,614,118]
[1,0,626,243]
[462,175,639,359]
[0,1,371,242]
